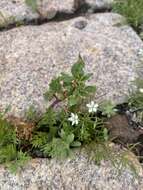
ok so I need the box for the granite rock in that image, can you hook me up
[86,0,114,10]
[0,147,143,190]
[0,0,116,28]
[0,13,143,117]
[0,0,82,28]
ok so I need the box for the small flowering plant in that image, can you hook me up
[31,56,116,159]
[86,101,99,113]
[68,113,79,126]
[0,56,140,172]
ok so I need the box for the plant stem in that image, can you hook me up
[49,94,64,108]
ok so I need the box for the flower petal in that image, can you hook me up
[139,88,143,93]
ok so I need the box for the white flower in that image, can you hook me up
[139,88,143,93]
[86,101,99,113]
[68,113,79,126]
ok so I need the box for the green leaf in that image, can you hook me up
[66,134,74,144]
[59,129,66,139]
[60,130,75,144]
[71,56,85,79]
[85,86,96,94]
[43,138,72,159]
[60,73,73,85]
[49,78,62,93]
[100,101,117,118]
[81,73,93,81]
[44,90,54,101]
[32,132,48,148]
[68,95,78,106]
[38,108,56,127]
[49,126,58,140]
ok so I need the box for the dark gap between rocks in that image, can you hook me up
[106,103,143,163]
[0,4,111,32]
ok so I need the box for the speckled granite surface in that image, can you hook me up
[0,0,114,28]
[0,13,143,117]
[0,0,81,27]
[0,148,143,190]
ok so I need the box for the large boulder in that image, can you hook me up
[0,0,82,28]
[0,147,143,190]
[0,0,115,29]
[0,13,143,117]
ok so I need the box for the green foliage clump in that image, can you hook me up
[112,0,143,30]
[43,129,81,159]
[31,56,109,159]
[0,114,17,164]
[100,101,117,118]
[44,56,96,110]
[0,56,118,171]
[0,113,30,173]
[1,55,142,175]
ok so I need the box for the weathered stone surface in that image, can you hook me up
[0,0,116,28]
[0,13,143,117]
[0,147,142,190]
[0,0,37,27]
[86,0,114,10]
[0,0,82,28]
